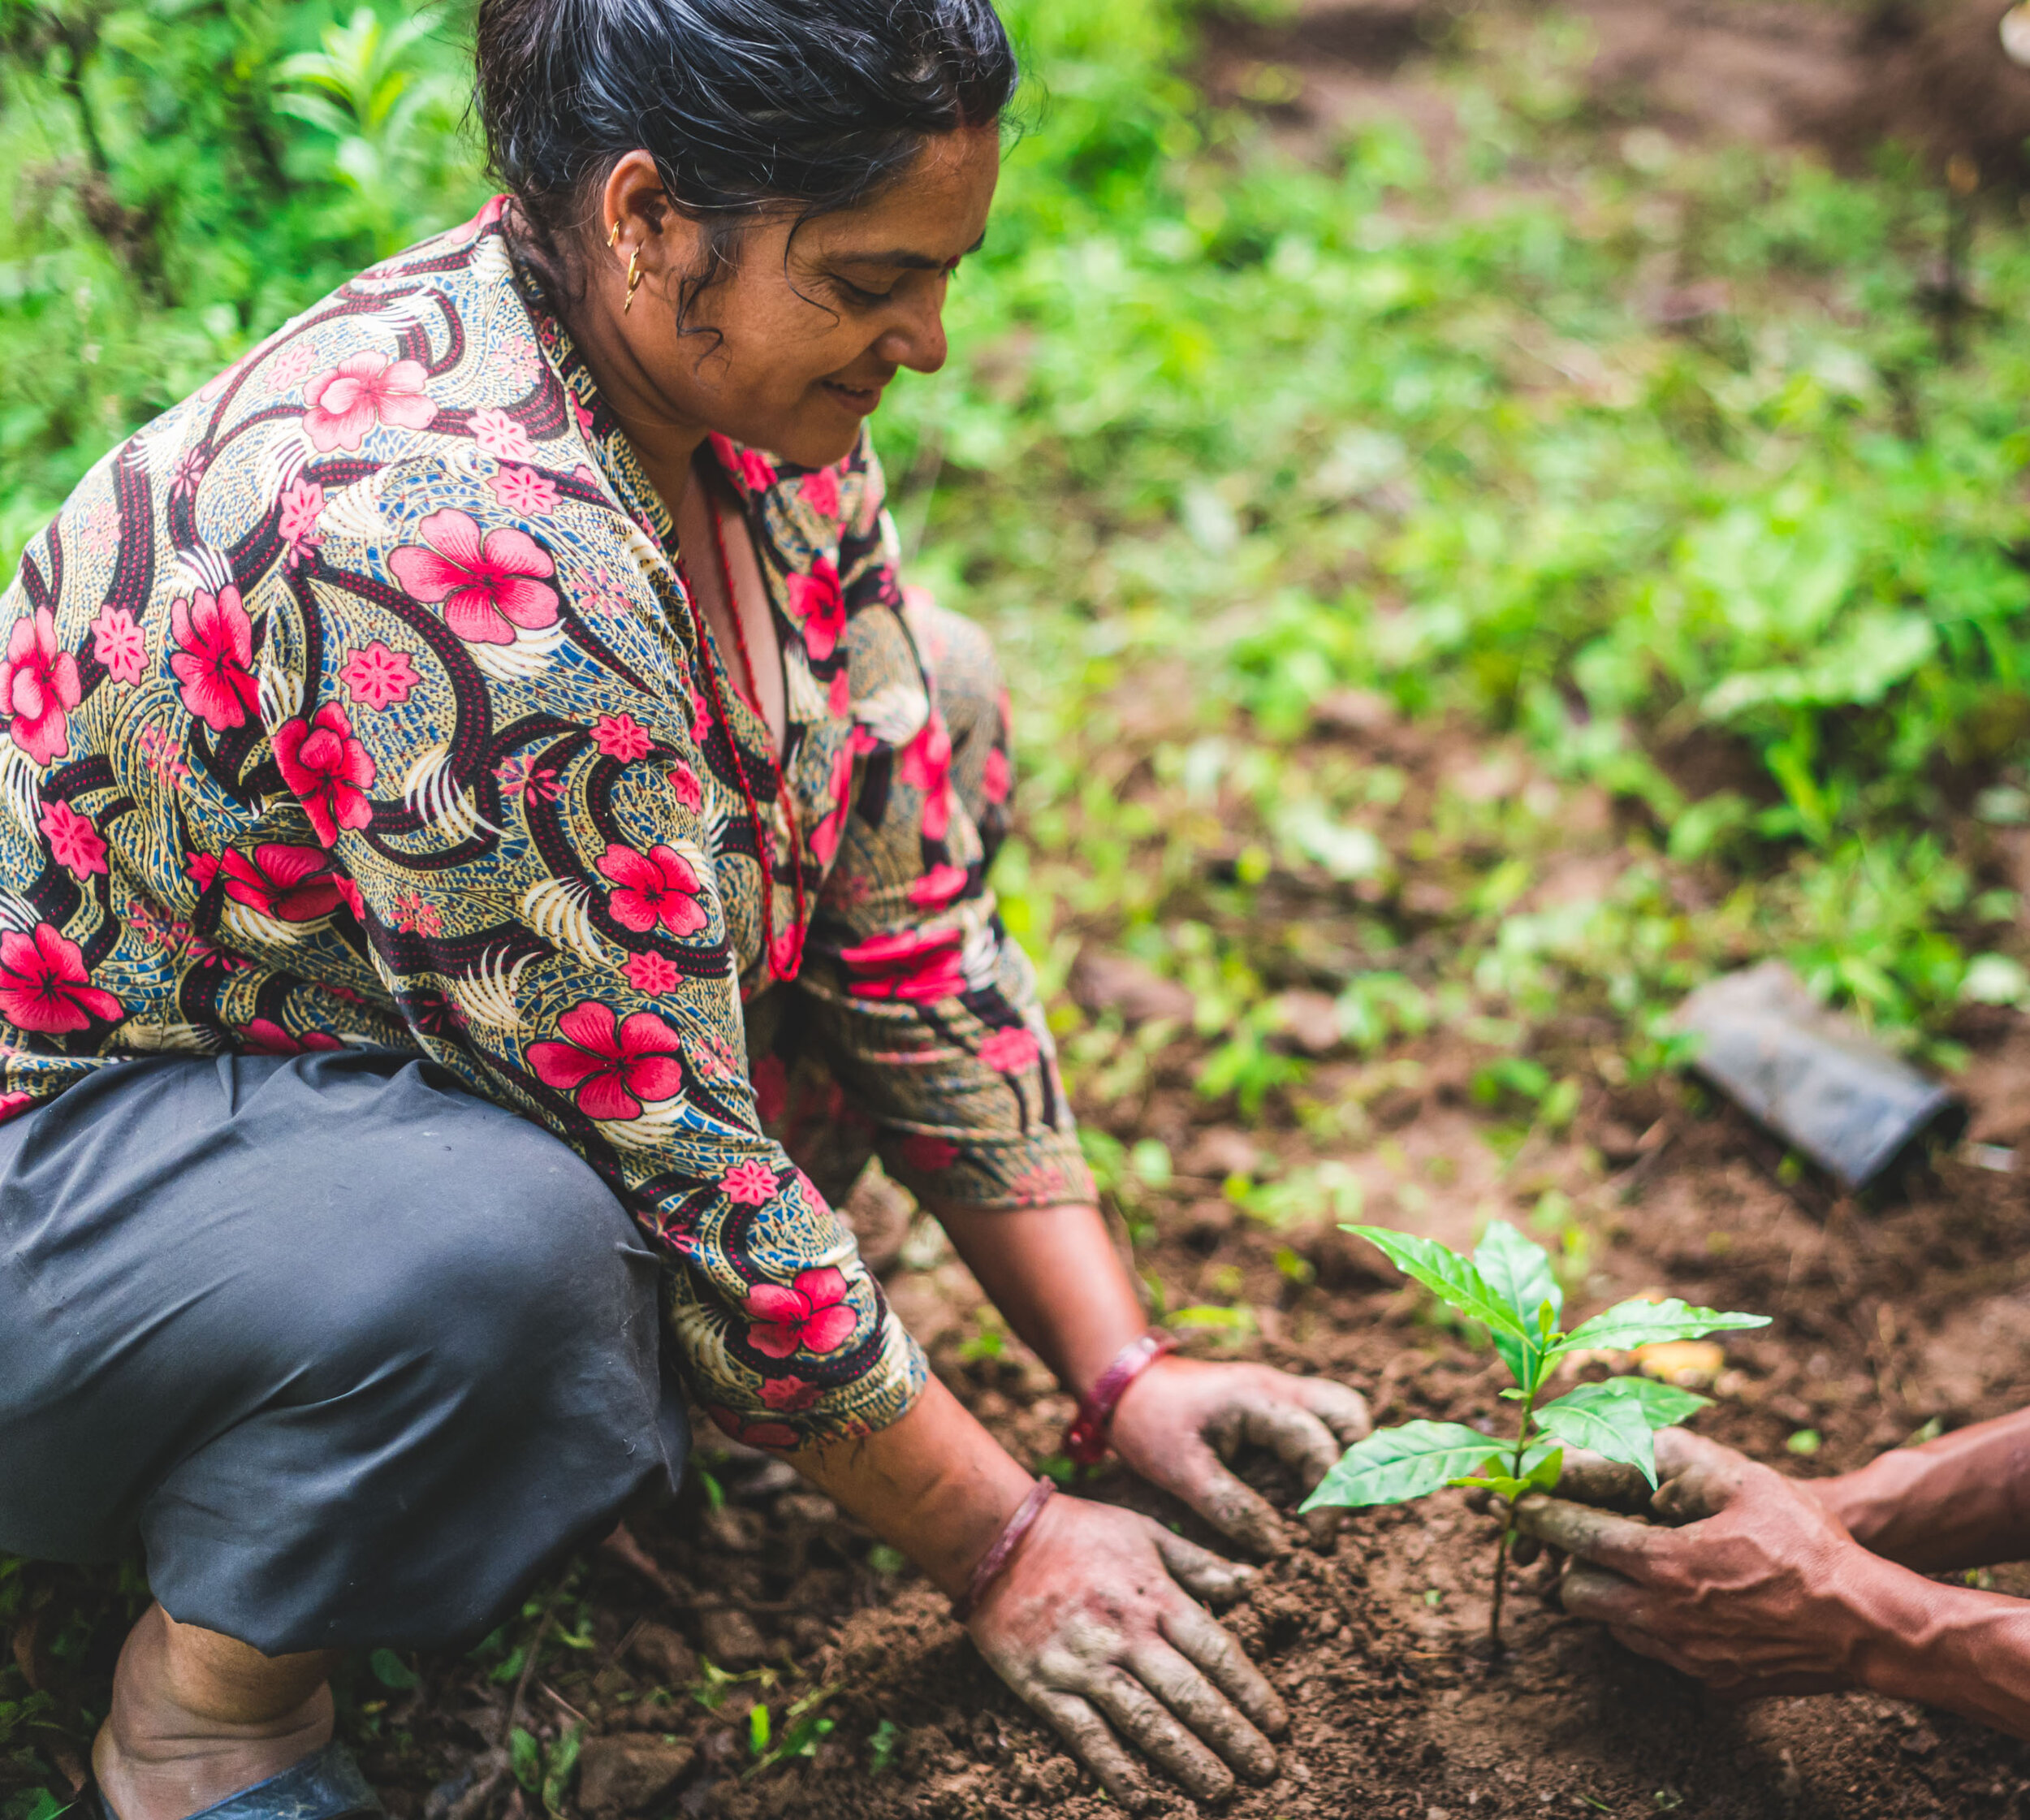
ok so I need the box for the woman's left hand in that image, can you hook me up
[1108,1357,1370,1554]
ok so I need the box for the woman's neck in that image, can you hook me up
[554,280,708,525]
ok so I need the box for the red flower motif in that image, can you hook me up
[528,1000,684,1121]
[0,607,80,763]
[339,642,417,711]
[667,761,702,811]
[241,1018,343,1056]
[839,927,965,1002]
[741,1266,857,1360]
[221,843,345,923]
[899,711,954,841]
[983,746,1012,805]
[273,702,376,846]
[784,559,845,661]
[706,1403,800,1452]
[0,922,120,1033]
[302,352,434,452]
[470,408,535,465]
[388,509,559,646]
[712,434,777,495]
[39,799,106,879]
[598,842,707,937]
[801,467,840,518]
[489,465,559,517]
[169,586,259,732]
[906,862,968,910]
[827,668,851,718]
[722,1159,779,1205]
[0,1090,34,1126]
[978,1027,1040,1074]
[593,713,652,761]
[624,949,679,996]
[758,1377,821,1412]
[278,478,324,569]
[901,1133,960,1174]
[90,603,146,687]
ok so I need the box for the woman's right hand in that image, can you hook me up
[965,1494,1286,1809]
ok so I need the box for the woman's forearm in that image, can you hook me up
[1817,1408,2030,1571]
[932,1200,1148,1394]
[788,1377,1032,1597]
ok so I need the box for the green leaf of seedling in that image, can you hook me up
[1343,1226,1531,1342]
[508,1727,541,1794]
[1301,1420,1503,1511]
[1548,1299,1769,1360]
[1535,1386,1661,1486]
[368,1647,421,1692]
[749,1704,771,1757]
[868,1718,900,1775]
[1590,1375,1713,1429]
[1449,1442,1563,1503]
[1473,1220,1562,1385]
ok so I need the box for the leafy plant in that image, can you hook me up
[1302,1221,1768,1647]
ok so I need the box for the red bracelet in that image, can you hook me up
[952,1476,1055,1622]
[1063,1329,1177,1466]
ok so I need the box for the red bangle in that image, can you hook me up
[1063,1329,1177,1466]
[952,1476,1055,1623]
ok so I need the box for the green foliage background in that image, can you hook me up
[2,0,2030,1805]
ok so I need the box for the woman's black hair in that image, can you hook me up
[475,0,1018,322]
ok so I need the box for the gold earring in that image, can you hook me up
[607,219,620,249]
[624,249,642,313]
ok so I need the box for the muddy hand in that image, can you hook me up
[1512,1429,1874,1690]
[1110,1356,1371,1553]
[966,1494,1288,1809]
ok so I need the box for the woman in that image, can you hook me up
[0,1,1369,1814]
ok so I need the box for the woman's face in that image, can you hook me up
[600,128,1000,469]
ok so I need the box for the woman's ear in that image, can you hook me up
[597,151,706,309]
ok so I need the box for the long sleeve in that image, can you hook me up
[793,452,1095,1213]
[287,469,923,1449]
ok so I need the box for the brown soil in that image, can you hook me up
[312,698,2030,1820]
[1203,0,2030,186]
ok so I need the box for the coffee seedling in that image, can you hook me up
[1302,1221,1769,1648]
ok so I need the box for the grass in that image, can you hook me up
[2,0,2030,1811]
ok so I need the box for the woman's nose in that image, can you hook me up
[875,280,949,375]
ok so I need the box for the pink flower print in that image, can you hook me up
[983,745,1012,805]
[0,923,120,1033]
[528,1000,685,1121]
[389,509,559,646]
[38,799,106,879]
[901,1133,960,1174]
[489,464,559,517]
[722,1159,779,1205]
[390,891,442,936]
[266,339,317,390]
[978,1027,1040,1074]
[169,447,208,499]
[0,1090,34,1126]
[801,466,840,518]
[758,1377,820,1413]
[689,683,713,745]
[278,478,324,570]
[741,1267,856,1360]
[907,862,968,911]
[90,603,145,687]
[0,608,80,764]
[784,559,845,662]
[572,397,596,440]
[493,755,561,802]
[273,702,376,846]
[667,761,702,811]
[169,586,259,732]
[624,949,679,996]
[706,1403,799,1452]
[899,712,955,841]
[302,351,434,452]
[827,668,851,718]
[241,1018,343,1057]
[339,642,417,711]
[808,744,855,867]
[335,876,365,921]
[711,434,776,495]
[221,844,344,923]
[839,927,965,1002]
[1013,1163,1070,1204]
[598,841,707,937]
[471,408,536,465]
[186,852,221,893]
[593,713,652,762]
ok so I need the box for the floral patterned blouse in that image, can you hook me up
[0,198,1090,1446]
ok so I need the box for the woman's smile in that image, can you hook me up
[821,375,888,415]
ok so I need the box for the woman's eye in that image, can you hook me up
[836,277,898,308]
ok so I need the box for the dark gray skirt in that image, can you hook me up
[0,1048,687,1654]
